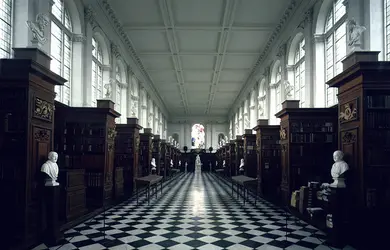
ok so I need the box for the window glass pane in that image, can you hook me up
[385,0,390,60]
[51,0,62,22]
[334,0,346,23]
[0,0,12,58]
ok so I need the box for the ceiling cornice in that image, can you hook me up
[228,0,300,117]
[97,0,169,117]
[169,116,228,124]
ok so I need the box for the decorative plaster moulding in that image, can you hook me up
[98,0,168,116]
[229,0,300,115]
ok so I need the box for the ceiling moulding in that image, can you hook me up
[229,0,300,115]
[169,116,228,124]
[98,0,169,116]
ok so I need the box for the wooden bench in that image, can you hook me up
[231,175,258,205]
[135,175,163,205]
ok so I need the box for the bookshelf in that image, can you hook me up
[54,100,120,209]
[276,100,338,205]
[139,129,153,177]
[160,140,167,177]
[115,118,142,198]
[229,140,237,176]
[243,129,257,178]
[235,136,244,176]
[253,120,281,200]
[152,135,161,175]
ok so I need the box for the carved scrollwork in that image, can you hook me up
[342,131,357,144]
[34,128,50,142]
[280,128,287,140]
[107,143,114,152]
[107,127,117,140]
[339,100,358,123]
[34,97,54,121]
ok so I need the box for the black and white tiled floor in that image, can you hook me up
[33,173,355,250]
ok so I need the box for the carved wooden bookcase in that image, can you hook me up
[139,128,153,177]
[327,53,390,213]
[0,48,65,249]
[54,100,119,210]
[235,136,244,176]
[228,141,236,176]
[160,140,168,178]
[243,129,257,178]
[253,119,281,199]
[152,135,161,175]
[276,101,337,205]
[115,118,141,198]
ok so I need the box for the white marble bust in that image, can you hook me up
[330,150,349,188]
[151,158,156,172]
[179,160,181,167]
[170,159,173,168]
[239,158,244,173]
[223,160,226,168]
[41,151,59,186]
[216,161,218,167]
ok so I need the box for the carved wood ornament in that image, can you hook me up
[34,97,54,121]
[339,99,358,123]
[280,128,287,140]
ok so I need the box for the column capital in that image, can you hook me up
[72,33,86,43]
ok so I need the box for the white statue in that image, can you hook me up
[195,155,202,173]
[104,83,111,98]
[170,159,173,168]
[347,19,366,48]
[330,150,349,188]
[27,13,50,47]
[284,80,293,99]
[41,151,59,186]
[223,160,226,168]
[185,162,188,173]
[244,117,250,129]
[151,158,156,173]
[178,160,181,167]
[239,158,244,173]
[216,161,218,167]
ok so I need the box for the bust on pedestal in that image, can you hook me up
[185,162,188,173]
[222,160,226,168]
[151,158,157,175]
[330,150,349,188]
[170,159,173,168]
[41,151,59,186]
[239,158,245,175]
[195,155,202,173]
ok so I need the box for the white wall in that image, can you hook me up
[168,123,228,152]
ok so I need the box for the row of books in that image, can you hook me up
[60,144,105,153]
[366,112,390,129]
[62,126,105,137]
[290,133,334,143]
[86,172,103,187]
[367,95,390,108]
[290,122,333,133]
[366,130,390,146]
[261,149,281,157]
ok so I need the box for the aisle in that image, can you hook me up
[33,173,353,250]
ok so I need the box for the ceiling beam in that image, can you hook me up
[205,0,239,114]
[122,24,276,32]
[158,0,190,114]
[138,51,261,56]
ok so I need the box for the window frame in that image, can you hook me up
[50,0,73,105]
[324,0,347,107]
[91,37,104,107]
[0,0,14,59]
[384,0,390,60]
[293,38,306,107]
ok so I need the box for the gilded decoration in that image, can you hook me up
[339,99,358,123]
[34,128,50,142]
[280,128,287,140]
[107,127,117,140]
[34,97,54,121]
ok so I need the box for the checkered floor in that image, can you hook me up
[32,172,355,250]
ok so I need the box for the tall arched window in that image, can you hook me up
[270,62,282,125]
[275,65,282,112]
[385,0,390,60]
[0,0,12,59]
[115,65,122,112]
[325,0,347,107]
[92,37,103,106]
[294,39,305,107]
[50,0,72,105]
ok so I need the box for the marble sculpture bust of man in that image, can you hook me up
[41,151,59,186]
[239,158,244,173]
[151,158,156,172]
[330,150,349,188]
[170,159,173,168]
[223,160,226,168]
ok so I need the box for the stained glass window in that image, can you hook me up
[325,0,346,107]
[50,0,72,105]
[191,124,205,149]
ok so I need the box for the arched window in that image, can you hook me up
[385,0,390,60]
[191,124,205,149]
[172,133,179,144]
[270,62,282,125]
[0,0,12,58]
[294,39,305,107]
[325,0,347,107]
[50,0,72,105]
[92,37,103,106]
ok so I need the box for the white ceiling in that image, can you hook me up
[108,0,290,118]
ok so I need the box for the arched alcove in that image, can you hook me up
[218,133,225,145]
[172,133,179,143]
